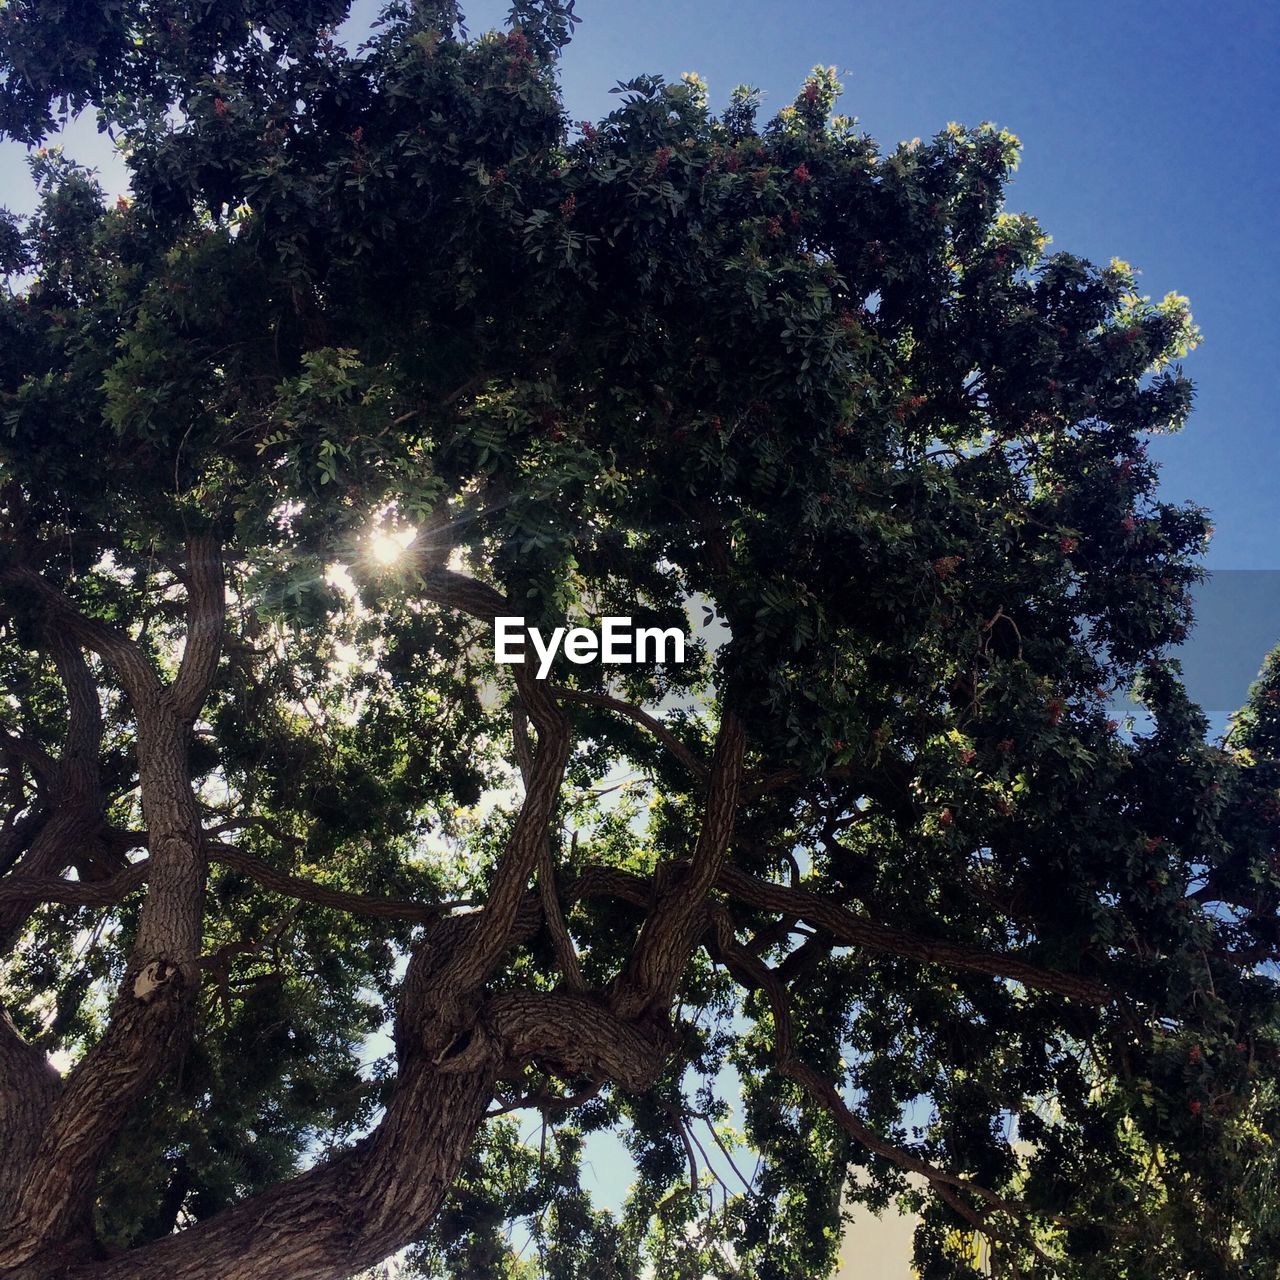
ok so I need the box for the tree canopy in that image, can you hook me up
[1,4,1278,1278]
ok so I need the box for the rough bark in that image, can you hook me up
[609,712,746,1019]
[0,542,225,1275]
[72,1060,498,1280]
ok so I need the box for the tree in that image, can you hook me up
[0,3,1277,1277]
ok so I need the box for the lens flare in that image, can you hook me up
[368,527,416,566]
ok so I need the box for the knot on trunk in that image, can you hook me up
[432,1020,499,1071]
[132,958,181,1003]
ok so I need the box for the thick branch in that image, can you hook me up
[401,717,570,1048]
[417,564,509,627]
[0,633,108,954]
[514,707,585,991]
[408,568,572,1023]
[0,725,55,787]
[2,567,163,707]
[610,711,745,1018]
[441,990,672,1093]
[66,971,671,1280]
[167,535,226,723]
[0,862,150,907]
[0,586,208,1267]
[0,807,48,879]
[69,1058,497,1280]
[0,1007,60,1227]
[535,838,586,991]
[49,630,102,766]
[715,865,1113,1005]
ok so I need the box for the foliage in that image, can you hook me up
[1,4,1277,1278]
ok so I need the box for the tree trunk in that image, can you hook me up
[71,1060,497,1280]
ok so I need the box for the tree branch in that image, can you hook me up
[0,862,150,907]
[69,1057,498,1280]
[0,1006,61,1226]
[0,842,459,924]
[167,535,225,723]
[460,990,671,1093]
[551,686,708,780]
[610,711,745,1019]
[0,724,55,786]
[715,865,1113,1005]
[708,908,1076,1257]
[405,568,573,1027]
[0,569,210,1268]
[2,567,163,707]
[562,862,1110,1010]
[0,632,108,953]
[514,706,586,992]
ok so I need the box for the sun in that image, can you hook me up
[368,526,416,566]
